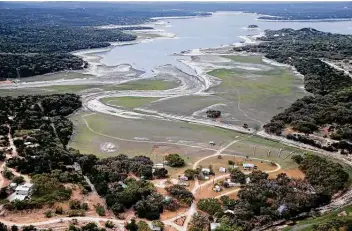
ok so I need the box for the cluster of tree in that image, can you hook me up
[5,174,72,210]
[0,26,136,54]
[125,219,165,231]
[0,15,139,79]
[235,28,352,149]
[229,168,246,184]
[189,213,210,231]
[264,87,352,151]
[206,110,221,119]
[311,218,352,231]
[165,185,194,206]
[165,153,185,167]
[197,198,222,216]
[196,161,349,231]
[87,154,154,195]
[292,154,349,197]
[0,53,87,79]
[1,94,82,174]
[85,155,169,219]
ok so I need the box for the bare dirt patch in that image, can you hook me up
[268,168,305,180]
[197,155,278,174]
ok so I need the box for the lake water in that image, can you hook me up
[100,12,352,74]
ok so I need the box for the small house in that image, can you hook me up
[204,176,209,180]
[153,163,164,169]
[243,163,255,170]
[7,183,33,202]
[225,209,234,214]
[219,167,226,173]
[209,141,216,146]
[9,183,17,189]
[213,185,221,192]
[246,177,251,184]
[228,182,240,187]
[179,175,189,181]
[210,223,221,231]
[118,181,128,189]
[178,181,190,187]
[201,168,211,175]
[149,224,161,231]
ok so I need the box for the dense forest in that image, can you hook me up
[235,28,352,150]
[194,154,348,231]
[1,2,351,22]
[0,10,142,79]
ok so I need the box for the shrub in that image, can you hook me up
[165,154,185,167]
[69,200,81,210]
[55,206,63,214]
[95,204,106,216]
[68,210,85,217]
[197,198,222,216]
[152,220,165,231]
[81,203,89,211]
[228,160,234,165]
[44,210,52,218]
[12,176,24,184]
[105,221,114,228]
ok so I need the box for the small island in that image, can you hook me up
[248,24,259,29]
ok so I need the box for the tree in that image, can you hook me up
[0,223,7,231]
[11,226,18,231]
[190,213,209,230]
[105,221,114,229]
[248,170,268,183]
[197,198,222,216]
[137,221,151,231]
[184,169,198,180]
[151,221,165,231]
[154,168,168,179]
[125,219,138,231]
[22,226,37,231]
[12,176,24,184]
[229,168,246,184]
[165,185,194,206]
[291,155,304,164]
[165,154,185,167]
[206,110,221,118]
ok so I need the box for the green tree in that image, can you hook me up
[197,198,222,216]
[165,154,185,167]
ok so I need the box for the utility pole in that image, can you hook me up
[278,148,283,158]
[267,150,271,157]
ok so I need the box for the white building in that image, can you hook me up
[178,181,190,187]
[201,168,211,175]
[213,185,221,192]
[7,183,33,202]
[243,163,255,170]
[210,223,221,231]
[219,167,226,173]
[149,224,161,231]
[153,163,164,169]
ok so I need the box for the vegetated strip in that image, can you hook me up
[235,28,352,153]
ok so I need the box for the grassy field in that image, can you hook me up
[114,79,180,91]
[208,67,293,102]
[284,205,352,231]
[223,55,265,64]
[0,78,180,97]
[100,96,161,109]
[18,72,92,82]
[69,111,301,171]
